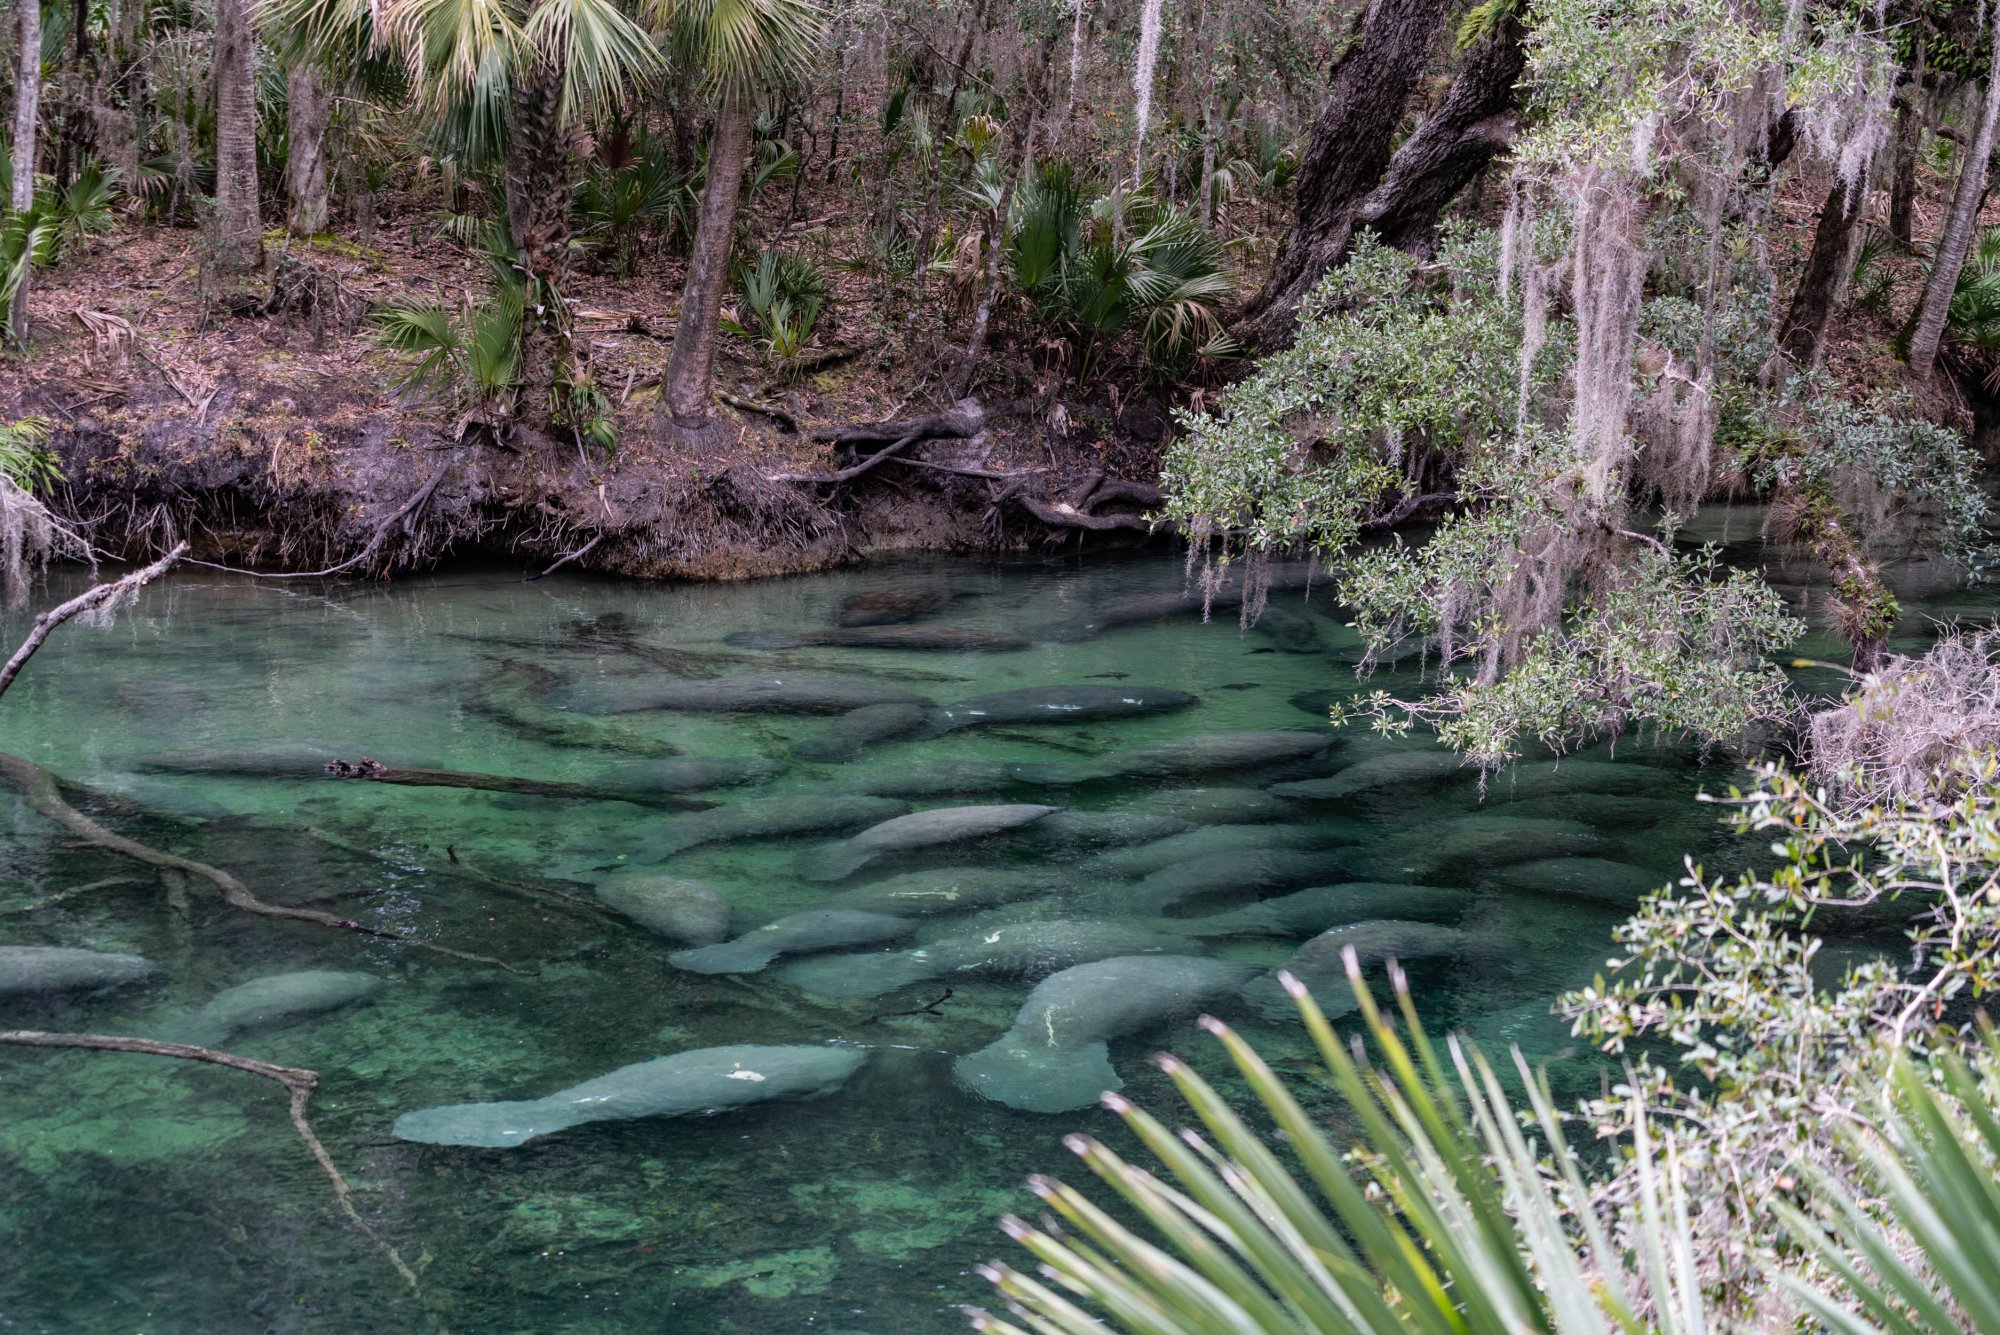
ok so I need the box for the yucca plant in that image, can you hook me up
[973,958,1709,1335]
[1777,1031,2000,1334]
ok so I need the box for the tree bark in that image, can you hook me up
[211,0,264,272]
[284,62,331,237]
[661,87,753,443]
[1236,0,1517,350]
[1903,18,2000,376]
[10,0,41,342]
[505,54,577,427]
[1778,169,1871,369]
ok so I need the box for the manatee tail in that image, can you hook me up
[392,1097,574,1148]
[952,1038,1121,1113]
[794,840,875,882]
[668,939,784,974]
[775,952,935,998]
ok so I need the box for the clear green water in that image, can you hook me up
[0,552,1870,1332]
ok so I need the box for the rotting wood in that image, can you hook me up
[320,757,717,811]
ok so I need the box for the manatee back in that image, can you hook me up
[1007,954,1258,1048]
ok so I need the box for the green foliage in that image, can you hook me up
[578,147,693,272]
[975,970,1711,1335]
[0,418,63,494]
[44,161,122,255]
[372,286,524,411]
[729,248,829,370]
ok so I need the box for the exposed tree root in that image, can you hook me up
[0,1030,429,1311]
[0,750,526,972]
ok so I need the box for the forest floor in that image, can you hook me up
[0,160,1985,580]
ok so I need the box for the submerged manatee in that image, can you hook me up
[777,919,1188,997]
[1125,848,1350,914]
[602,755,781,793]
[816,867,1060,918]
[1350,816,1605,880]
[556,675,930,716]
[1146,787,1296,825]
[1249,605,1324,653]
[838,587,954,626]
[164,970,382,1046]
[858,761,1034,799]
[789,704,938,763]
[1270,751,1464,800]
[1173,883,1476,938]
[1082,822,1359,880]
[929,685,1195,731]
[727,626,1030,652]
[1041,565,1329,639]
[596,876,733,945]
[1240,920,1488,1018]
[668,910,916,974]
[646,795,914,855]
[794,804,1061,881]
[0,946,158,997]
[954,955,1259,1113]
[1028,730,1333,784]
[1488,858,1669,905]
[392,1043,868,1148]
[1020,809,1191,852]
[1476,759,1685,801]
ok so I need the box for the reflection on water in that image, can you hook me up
[0,552,1889,1331]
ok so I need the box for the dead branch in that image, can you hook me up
[1013,493,1159,532]
[1361,491,1457,530]
[806,397,1027,446]
[718,392,799,433]
[322,758,716,810]
[764,427,927,484]
[0,1030,426,1306]
[0,751,525,972]
[0,544,188,700]
[524,532,602,582]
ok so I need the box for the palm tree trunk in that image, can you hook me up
[506,55,577,429]
[1903,18,2000,377]
[284,63,331,237]
[211,0,263,272]
[662,88,752,443]
[9,0,40,343]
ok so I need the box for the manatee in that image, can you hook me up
[596,876,733,945]
[777,919,1189,997]
[646,795,914,855]
[1173,883,1477,938]
[1476,759,1684,801]
[603,755,780,793]
[1487,858,1669,905]
[0,946,158,997]
[816,867,1060,918]
[1082,823,1359,880]
[788,703,937,762]
[930,685,1196,731]
[953,955,1260,1113]
[1270,751,1464,799]
[1483,793,1693,830]
[163,970,381,1046]
[556,675,931,716]
[1146,787,1296,825]
[1020,810,1191,852]
[1240,920,1489,1018]
[1349,816,1606,880]
[1028,730,1333,783]
[668,910,916,974]
[794,804,1061,881]
[1125,849,1351,914]
[392,1043,869,1148]
[1041,565,1329,639]
[858,761,1036,798]
[838,587,953,626]
[1249,605,1324,653]
[727,626,1030,652]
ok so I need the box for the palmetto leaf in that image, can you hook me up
[644,0,822,99]
[522,0,665,124]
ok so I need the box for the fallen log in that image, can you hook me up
[320,757,718,810]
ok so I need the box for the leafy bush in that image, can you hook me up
[729,248,830,371]
[372,286,524,413]
[577,152,692,273]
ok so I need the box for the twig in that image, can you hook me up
[867,988,955,1023]
[0,1030,427,1305]
[0,544,187,700]
[524,533,602,583]
[764,427,926,484]
[0,875,146,915]
[718,392,799,433]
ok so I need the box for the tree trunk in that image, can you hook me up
[662,88,753,443]
[1888,28,1924,249]
[211,0,263,272]
[1778,169,1871,369]
[9,0,40,343]
[953,83,1043,398]
[1236,0,1501,349]
[505,55,578,429]
[284,63,331,237]
[1903,19,2000,377]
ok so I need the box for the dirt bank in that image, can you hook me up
[7,227,1176,580]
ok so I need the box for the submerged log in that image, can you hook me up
[320,758,718,810]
